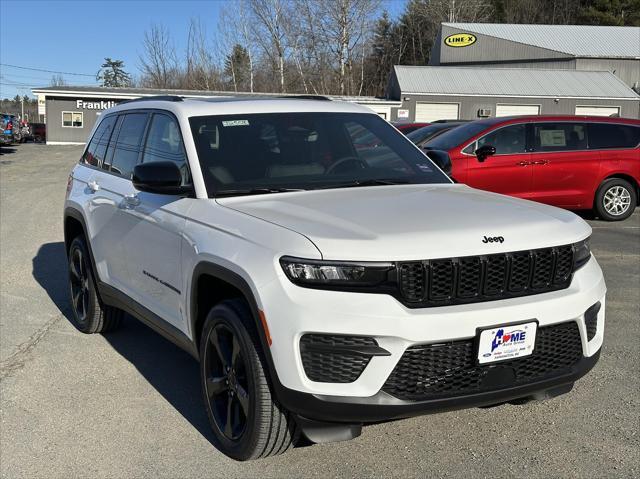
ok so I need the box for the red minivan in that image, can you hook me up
[424,116,640,221]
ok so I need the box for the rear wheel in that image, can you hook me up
[68,236,122,333]
[594,178,637,221]
[200,299,298,460]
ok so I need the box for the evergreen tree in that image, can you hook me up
[224,44,251,92]
[97,58,132,87]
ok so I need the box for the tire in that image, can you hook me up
[67,236,122,334]
[594,178,637,221]
[199,299,299,460]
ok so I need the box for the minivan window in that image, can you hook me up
[477,124,527,155]
[424,121,492,150]
[189,112,450,196]
[534,123,587,152]
[83,115,117,167]
[142,114,190,185]
[588,123,640,149]
[109,113,148,179]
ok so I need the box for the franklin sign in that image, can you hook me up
[76,100,118,110]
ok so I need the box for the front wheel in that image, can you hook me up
[594,178,637,221]
[200,299,298,460]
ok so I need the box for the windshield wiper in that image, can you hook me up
[215,187,306,197]
[317,178,412,190]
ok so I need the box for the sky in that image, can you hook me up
[0,0,407,99]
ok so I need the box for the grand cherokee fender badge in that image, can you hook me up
[482,235,504,243]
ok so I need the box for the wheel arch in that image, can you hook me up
[189,262,279,382]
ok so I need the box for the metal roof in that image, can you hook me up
[443,23,640,59]
[392,66,640,99]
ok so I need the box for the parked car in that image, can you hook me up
[424,116,640,221]
[64,97,604,460]
[1,114,19,145]
[31,123,46,143]
[392,121,429,134]
[406,122,466,148]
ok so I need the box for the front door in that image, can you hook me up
[464,123,533,199]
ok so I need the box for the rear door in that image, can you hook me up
[530,122,596,208]
[463,123,533,198]
[89,112,150,294]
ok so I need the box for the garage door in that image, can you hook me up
[575,106,620,117]
[495,104,540,117]
[415,103,459,122]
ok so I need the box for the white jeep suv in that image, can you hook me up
[64,96,605,460]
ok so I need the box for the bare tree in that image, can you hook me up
[314,0,381,95]
[50,74,67,87]
[139,24,178,88]
[248,0,289,93]
[186,18,220,90]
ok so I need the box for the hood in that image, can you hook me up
[217,184,591,261]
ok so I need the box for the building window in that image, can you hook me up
[62,111,83,128]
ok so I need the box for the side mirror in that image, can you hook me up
[475,145,496,163]
[132,161,188,195]
[424,148,452,176]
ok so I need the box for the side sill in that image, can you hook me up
[98,282,199,360]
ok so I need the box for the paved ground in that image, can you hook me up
[1,143,638,478]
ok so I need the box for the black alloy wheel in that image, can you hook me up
[67,236,122,334]
[69,244,90,325]
[204,323,250,441]
[199,299,299,460]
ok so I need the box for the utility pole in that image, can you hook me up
[20,97,24,121]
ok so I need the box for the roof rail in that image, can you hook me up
[278,95,331,101]
[120,95,184,104]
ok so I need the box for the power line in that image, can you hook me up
[1,63,96,77]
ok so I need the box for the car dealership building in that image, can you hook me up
[31,86,400,145]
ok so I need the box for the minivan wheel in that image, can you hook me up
[200,299,299,460]
[594,178,637,221]
[67,236,122,333]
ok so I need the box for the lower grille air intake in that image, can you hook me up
[300,334,388,383]
[382,321,583,401]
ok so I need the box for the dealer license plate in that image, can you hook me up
[477,321,537,364]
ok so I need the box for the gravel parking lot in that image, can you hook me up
[1,143,638,478]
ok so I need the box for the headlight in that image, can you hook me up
[280,256,394,289]
[573,237,591,270]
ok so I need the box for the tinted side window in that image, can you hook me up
[588,123,640,149]
[109,113,148,179]
[142,114,190,185]
[534,123,587,152]
[83,115,117,167]
[477,124,527,154]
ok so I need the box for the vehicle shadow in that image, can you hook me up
[32,242,74,321]
[0,146,18,155]
[32,242,216,445]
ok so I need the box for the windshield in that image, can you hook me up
[424,121,491,151]
[189,112,450,197]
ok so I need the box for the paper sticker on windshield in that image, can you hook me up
[222,120,250,127]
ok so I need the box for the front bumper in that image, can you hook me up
[263,256,606,398]
[277,348,600,423]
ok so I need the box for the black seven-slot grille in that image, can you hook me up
[382,321,583,401]
[399,245,574,307]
